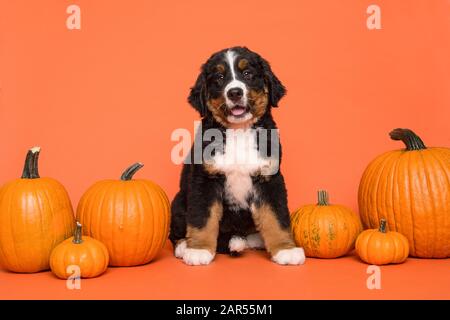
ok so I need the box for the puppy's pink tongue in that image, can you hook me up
[231,107,246,116]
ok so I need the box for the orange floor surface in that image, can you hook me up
[0,243,449,300]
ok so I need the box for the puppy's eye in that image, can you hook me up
[214,73,224,85]
[243,70,253,80]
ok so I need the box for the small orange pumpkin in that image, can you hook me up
[291,190,362,258]
[0,147,75,273]
[50,222,109,279]
[358,128,450,258]
[77,163,170,267]
[356,219,409,265]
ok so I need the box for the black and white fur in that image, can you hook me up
[170,47,305,266]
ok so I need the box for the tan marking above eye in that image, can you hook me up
[216,64,225,73]
[238,59,248,70]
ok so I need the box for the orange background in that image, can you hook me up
[1,0,449,299]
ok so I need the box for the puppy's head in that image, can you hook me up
[188,47,286,127]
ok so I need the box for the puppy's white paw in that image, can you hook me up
[183,248,215,266]
[229,236,247,253]
[272,247,306,265]
[174,240,187,259]
[246,233,265,249]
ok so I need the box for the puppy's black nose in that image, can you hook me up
[227,87,243,102]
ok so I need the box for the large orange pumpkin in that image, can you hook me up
[77,163,170,266]
[358,128,450,258]
[0,147,75,272]
[291,190,362,258]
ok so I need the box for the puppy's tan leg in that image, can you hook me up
[251,203,305,265]
[183,201,223,266]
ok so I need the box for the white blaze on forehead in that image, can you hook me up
[224,50,248,117]
[225,50,237,80]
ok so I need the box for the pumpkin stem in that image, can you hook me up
[389,128,426,151]
[120,162,144,181]
[73,222,83,244]
[21,146,41,179]
[379,219,387,233]
[317,190,329,206]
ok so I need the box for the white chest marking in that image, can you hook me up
[211,129,270,209]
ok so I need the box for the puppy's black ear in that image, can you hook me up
[188,70,207,117]
[260,56,286,107]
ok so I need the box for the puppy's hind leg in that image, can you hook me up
[228,236,247,255]
[246,233,265,250]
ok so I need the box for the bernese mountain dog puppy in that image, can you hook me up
[170,46,305,266]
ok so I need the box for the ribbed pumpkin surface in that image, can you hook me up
[291,191,362,258]
[358,129,450,258]
[50,223,109,279]
[356,220,409,265]
[77,174,170,267]
[0,148,75,273]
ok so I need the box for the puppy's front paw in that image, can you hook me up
[183,248,215,266]
[174,240,187,259]
[272,247,306,265]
